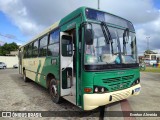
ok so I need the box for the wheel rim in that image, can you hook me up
[51,84,58,98]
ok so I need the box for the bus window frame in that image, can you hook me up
[81,21,138,71]
[24,45,28,58]
[47,29,60,57]
[39,34,49,57]
[32,39,39,58]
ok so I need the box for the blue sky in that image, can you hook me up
[0,0,160,54]
[0,12,28,44]
[153,0,160,8]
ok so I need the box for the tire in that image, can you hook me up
[3,66,6,69]
[23,70,29,82]
[49,79,61,103]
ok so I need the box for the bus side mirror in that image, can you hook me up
[85,29,94,45]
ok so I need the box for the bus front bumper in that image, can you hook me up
[83,84,141,110]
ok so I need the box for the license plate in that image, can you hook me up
[134,87,140,92]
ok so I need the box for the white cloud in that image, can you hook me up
[0,0,44,36]
[0,0,160,53]
[136,28,148,54]
[100,0,159,24]
[135,12,160,54]
[16,42,22,46]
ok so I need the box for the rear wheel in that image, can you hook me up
[49,79,61,103]
[3,66,6,69]
[23,70,29,82]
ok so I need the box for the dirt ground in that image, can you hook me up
[0,69,99,120]
[0,69,160,120]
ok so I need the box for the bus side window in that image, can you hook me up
[24,45,29,58]
[28,43,33,58]
[23,46,27,58]
[39,35,48,57]
[33,40,39,57]
[48,29,60,56]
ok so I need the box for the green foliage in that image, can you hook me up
[144,50,157,54]
[0,42,19,56]
[141,67,160,73]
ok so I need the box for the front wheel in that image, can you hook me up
[49,79,61,103]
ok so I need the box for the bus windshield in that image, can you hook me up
[84,23,137,65]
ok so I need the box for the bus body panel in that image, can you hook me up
[80,68,140,109]
[23,56,60,88]
[83,84,141,110]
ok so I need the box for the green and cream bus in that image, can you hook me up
[19,7,141,110]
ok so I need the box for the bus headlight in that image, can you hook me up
[131,78,140,86]
[101,87,104,92]
[95,87,98,92]
[94,86,108,93]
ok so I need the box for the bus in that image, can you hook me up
[143,53,160,65]
[18,7,141,110]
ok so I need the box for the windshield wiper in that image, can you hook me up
[101,22,112,43]
[101,22,114,54]
[123,28,129,55]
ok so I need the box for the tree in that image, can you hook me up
[144,50,157,54]
[0,42,19,56]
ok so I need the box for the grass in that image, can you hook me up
[141,66,160,73]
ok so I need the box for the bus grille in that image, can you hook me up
[103,75,134,84]
[122,75,134,80]
[102,75,134,91]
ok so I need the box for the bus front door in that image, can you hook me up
[60,32,75,102]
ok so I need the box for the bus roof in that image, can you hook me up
[20,21,60,48]
[20,7,86,48]
[20,6,133,48]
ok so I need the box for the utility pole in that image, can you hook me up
[146,36,150,50]
[0,33,25,43]
[98,0,100,9]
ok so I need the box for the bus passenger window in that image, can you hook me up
[48,43,59,56]
[33,40,39,57]
[39,35,48,57]
[23,46,28,58]
[48,29,60,56]
[28,43,33,58]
